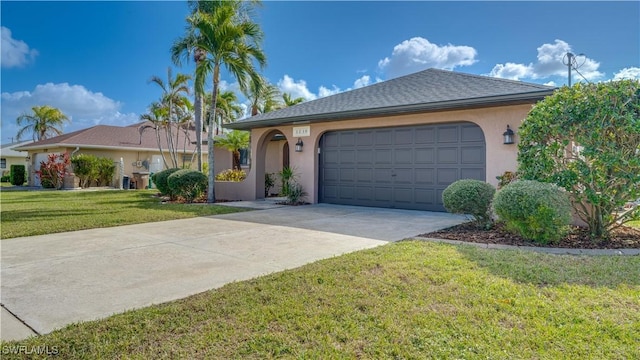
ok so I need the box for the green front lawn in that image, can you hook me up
[2,242,638,359]
[0,190,248,239]
[629,220,640,228]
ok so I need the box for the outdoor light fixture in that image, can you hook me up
[503,125,515,145]
[295,138,304,152]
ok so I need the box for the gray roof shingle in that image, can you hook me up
[226,68,555,130]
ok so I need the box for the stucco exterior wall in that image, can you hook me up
[242,103,533,203]
[1,156,29,176]
[24,147,231,188]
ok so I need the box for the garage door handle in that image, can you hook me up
[391,174,397,177]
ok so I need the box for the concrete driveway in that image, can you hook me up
[1,203,466,341]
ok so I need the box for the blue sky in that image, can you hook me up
[2,1,639,143]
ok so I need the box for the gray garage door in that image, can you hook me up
[319,122,486,211]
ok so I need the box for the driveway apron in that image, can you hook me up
[1,204,465,340]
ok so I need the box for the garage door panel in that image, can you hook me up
[320,122,485,211]
[357,149,373,164]
[340,150,355,164]
[375,131,393,145]
[375,149,393,163]
[461,168,485,180]
[415,168,435,184]
[357,131,374,146]
[437,148,458,163]
[394,129,413,145]
[437,168,459,184]
[461,146,485,164]
[461,125,485,142]
[415,127,436,144]
[395,148,413,164]
[438,126,459,143]
[415,148,435,163]
[340,168,355,182]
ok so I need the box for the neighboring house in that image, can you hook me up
[14,122,232,188]
[225,68,555,211]
[0,141,32,177]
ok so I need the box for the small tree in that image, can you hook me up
[36,152,71,189]
[518,80,640,238]
[215,130,249,170]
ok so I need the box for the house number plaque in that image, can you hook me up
[293,126,310,137]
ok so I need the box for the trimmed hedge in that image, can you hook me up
[215,169,246,182]
[493,180,572,244]
[442,179,495,228]
[151,168,180,198]
[167,169,207,203]
[10,165,26,186]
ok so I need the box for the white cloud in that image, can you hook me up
[277,75,317,101]
[544,81,557,87]
[1,83,138,139]
[318,85,341,98]
[353,75,371,89]
[1,26,39,68]
[613,67,640,80]
[489,39,603,82]
[378,37,477,78]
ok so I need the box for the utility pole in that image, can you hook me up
[566,52,574,87]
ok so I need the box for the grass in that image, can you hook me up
[0,189,248,239]
[629,220,640,228]
[2,241,638,359]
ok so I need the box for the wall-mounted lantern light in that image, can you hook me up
[503,125,515,145]
[295,138,304,152]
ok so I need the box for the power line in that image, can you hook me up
[562,52,590,86]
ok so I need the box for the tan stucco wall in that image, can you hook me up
[241,103,534,203]
[1,156,29,176]
[25,147,231,188]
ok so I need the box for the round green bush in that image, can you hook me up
[442,179,495,228]
[151,168,180,197]
[167,169,207,203]
[493,180,572,244]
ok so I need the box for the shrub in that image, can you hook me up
[1,174,10,182]
[518,80,640,238]
[10,165,26,186]
[442,179,495,228]
[279,166,296,196]
[493,180,572,244]
[215,169,246,182]
[496,171,518,189]
[71,154,98,188]
[35,153,70,189]
[151,168,180,197]
[265,173,276,196]
[285,181,307,205]
[167,169,207,203]
[96,157,115,186]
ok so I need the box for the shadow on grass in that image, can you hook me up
[455,244,640,288]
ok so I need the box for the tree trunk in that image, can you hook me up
[207,65,219,203]
[194,93,203,171]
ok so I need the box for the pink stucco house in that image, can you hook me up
[223,68,555,211]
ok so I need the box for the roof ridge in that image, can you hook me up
[425,68,555,90]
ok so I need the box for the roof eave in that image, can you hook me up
[14,143,206,153]
[225,90,554,130]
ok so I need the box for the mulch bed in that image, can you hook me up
[420,222,640,249]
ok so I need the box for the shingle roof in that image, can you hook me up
[0,141,33,156]
[226,68,555,130]
[14,122,208,153]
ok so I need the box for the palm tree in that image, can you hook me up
[181,0,266,203]
[282,92,305,107]
[247,75,282,116]
[16,105,69,141]
[204,90,244,135]
[149,68,191,168]
[140,102,170,169]
[215,130,249,170]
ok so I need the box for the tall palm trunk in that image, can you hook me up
[194,48,205,172]
[207,65,220,203]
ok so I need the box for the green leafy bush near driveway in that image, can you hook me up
[493,180,572,244]
[518,80,640,238]
[168,169,207,203]
[442,179,495,228]
[215,169,246,182]
[151,168,180,198]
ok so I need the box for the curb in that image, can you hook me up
[415,237,640,256]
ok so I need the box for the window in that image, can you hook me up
[239,149,250,167]
[0,158,6,169]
